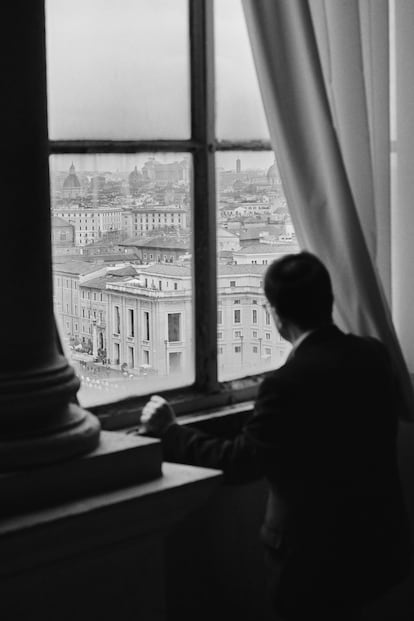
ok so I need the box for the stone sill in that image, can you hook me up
[0,460,222,578]
[0,430,164,518]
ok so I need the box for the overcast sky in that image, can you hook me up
[46,0,271,165]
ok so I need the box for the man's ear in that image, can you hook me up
[271,307,283,332]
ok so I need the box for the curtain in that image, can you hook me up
[242,0,414,419]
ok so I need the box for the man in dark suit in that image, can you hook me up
[141,251,410,620]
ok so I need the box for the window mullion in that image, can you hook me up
[190,0,218,393]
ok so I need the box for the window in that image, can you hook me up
[143,350,150,365]
[266,332,271,340]
[253,346,258,353]
[252,309,257,324]
[143,311,150,341]
[48,0,295,411]
[168,313,181,342]
[128,346,135,369]
[234,346,241,353]
[114,305,121,334]
[128,309,135,338]
[234,330,242,338]
[114,343,120,366]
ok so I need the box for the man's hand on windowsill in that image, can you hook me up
[140,394,177,437]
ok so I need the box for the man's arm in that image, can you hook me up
[140,378,283,484]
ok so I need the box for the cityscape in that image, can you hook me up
[51,154,299,406]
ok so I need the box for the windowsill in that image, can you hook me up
[0,460,222,577]
[90,372,267,431]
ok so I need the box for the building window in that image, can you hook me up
[265,310,271,325]
[217,310,222,325]
[143,350,150,365]
[253,346,258,353]
[128,346,135,369]
[234,330,242,338]
[114,305,121,334]
[266,332,271,340]
[235,346,241,353]
[252,309,257,324]
[234,299,240,304]
[143,311,150,341]
[114,343,120,366]
[230,280,236,288]
[252,330,258,338]
[128,308,135,338]
[168,313,181,342]
[234,309,241,324]
[169,352,182,374]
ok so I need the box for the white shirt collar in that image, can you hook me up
[288,330,314,357]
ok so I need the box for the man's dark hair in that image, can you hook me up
[264,251,334,330]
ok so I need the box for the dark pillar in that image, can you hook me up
[0,0,100,470]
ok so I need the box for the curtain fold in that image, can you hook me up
[242,0,414,419]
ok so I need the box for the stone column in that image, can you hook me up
[0,0,100,470]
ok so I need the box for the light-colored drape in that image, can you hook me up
[242,0,414,419]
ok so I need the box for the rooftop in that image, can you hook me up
[233,243,299,255]
[137,263,191,278]
[119,236,190,250]
[53,261,102,276]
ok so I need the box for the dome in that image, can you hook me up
[129,165,143,192]
[63,163,81,189]
[266,160,279,185]
[129,165,142,183]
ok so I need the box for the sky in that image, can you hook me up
[45,0,270,148]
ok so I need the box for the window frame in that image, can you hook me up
[50,0,274,427]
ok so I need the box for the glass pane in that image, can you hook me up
[216,151,299,382]
[46,0,190,140]
[215,0,270,141]
[50,153,194,407]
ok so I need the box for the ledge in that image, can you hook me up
[0,461,222,578]
[0,430,163,517]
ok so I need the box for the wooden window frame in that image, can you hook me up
[50,0,274,429]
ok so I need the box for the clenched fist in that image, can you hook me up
[140,394,176,436]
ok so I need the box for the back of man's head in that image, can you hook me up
[264,251,334,330]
